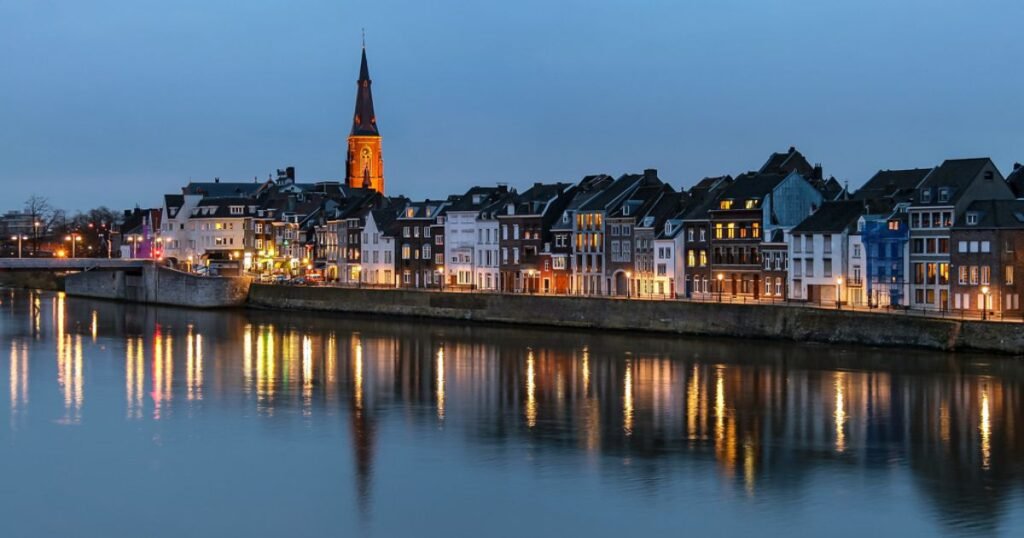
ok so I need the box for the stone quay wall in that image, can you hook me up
[64,263,250,308]
[247,284,1024,355]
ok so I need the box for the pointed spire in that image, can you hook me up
[351,39,379,136]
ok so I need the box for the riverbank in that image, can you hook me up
[248,284,1024,355]
[0,271,63,291]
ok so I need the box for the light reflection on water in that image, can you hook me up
[0,288,1023,537]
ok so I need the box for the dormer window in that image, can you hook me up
[623,205,630,216]
[920,189,931,203]
[938,188,950,203]
[406,208,415,218]
[719,200,733,210]
[745,199,758,209]
[966,212,979,225]
[230,206,244,215]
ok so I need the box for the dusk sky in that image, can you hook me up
[2,0,1022,212]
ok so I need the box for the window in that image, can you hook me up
[970,265,979,285]
[502,225,508,240]
[970,241,979,253]
[402,244,411,260]
[959,266,968,285]
[823,235,832,254]
[687,250,696,267]
[1006,265,1014,285]
[719,200,733,210]
[688,229,694,241]
[513,248,520,264]
[715,223,724,239]
[435,234,443,245]
[938,188,950,203]
[403,226,410,238]
[911,213,921,229]
[727,223,735,239]
[981,266,991,285]
[699,228,706,241]
[824,258,833,278]
[921,189,931,203]
[699,250,707,266]
[981,241,991,253]
[852,244,861,259]
[966,212,979,225]
[423,244,431,259]
[752,222,761,239]
[513,224,520,240]
[958,240,967,253]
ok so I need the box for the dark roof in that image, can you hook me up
[759,147,815,177]
[717,172,787,204]
[953,199,1024,229]
[446,186,511,213]
[183,181,263,198]
[791,200,866,234]
[854,168,933,204]
[351,47,380,136]
[915,158,1000,206]
[505,182,572,216]
[579,172,650,212]
[164,194,184,210]
[1007,163,1024,198]
[191,197,257,219]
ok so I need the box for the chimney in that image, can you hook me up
[813,164,823,181]
[644,168,658,180]
[1015,162,1022,171]
[287,166,295,181]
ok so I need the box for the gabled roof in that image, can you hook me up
[791,200,866,234]
[953,199,1024,229]
[854,168,933,204]
[579,172,650,212]
[759,147,815,177]
[915,158,1000,206]
[503,182,572,217]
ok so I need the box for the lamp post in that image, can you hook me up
[625,270,632,299]
[981,285,990,321]
[436,267,444,291]
[836,277,843,309]
[10,235,27,258]
[65,233,82,258]
[32,221,41,256]
[717,273,724,303]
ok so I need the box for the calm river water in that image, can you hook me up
[1,289,1022,537]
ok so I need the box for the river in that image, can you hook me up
[1,289,1022,537]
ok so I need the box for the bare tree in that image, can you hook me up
[23,195,53,255]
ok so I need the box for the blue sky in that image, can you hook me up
[2,0,1022,211]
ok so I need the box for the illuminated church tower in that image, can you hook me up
[346,45,384,193]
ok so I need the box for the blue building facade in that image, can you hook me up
[860,212,909,307]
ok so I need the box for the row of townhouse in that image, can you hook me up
[152,154,1024,316]
[786,158,1024,317]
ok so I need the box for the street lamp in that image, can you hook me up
[435,267,445,291]
[32,221,41,256]
[625,270,633,299]
[10,235,27,258]
[981,285,990,321]
[717,273,724,303]
[836,277,843,309]
[64,233,82,258]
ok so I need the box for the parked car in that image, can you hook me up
[272,274,287,284]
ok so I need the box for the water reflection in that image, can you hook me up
[1,289,1023,536]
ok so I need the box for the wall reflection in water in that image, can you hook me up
[1,289,1023,534]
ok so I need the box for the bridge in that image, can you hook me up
[0,258,154,271]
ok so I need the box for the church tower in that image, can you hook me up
[346,45,384,193]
